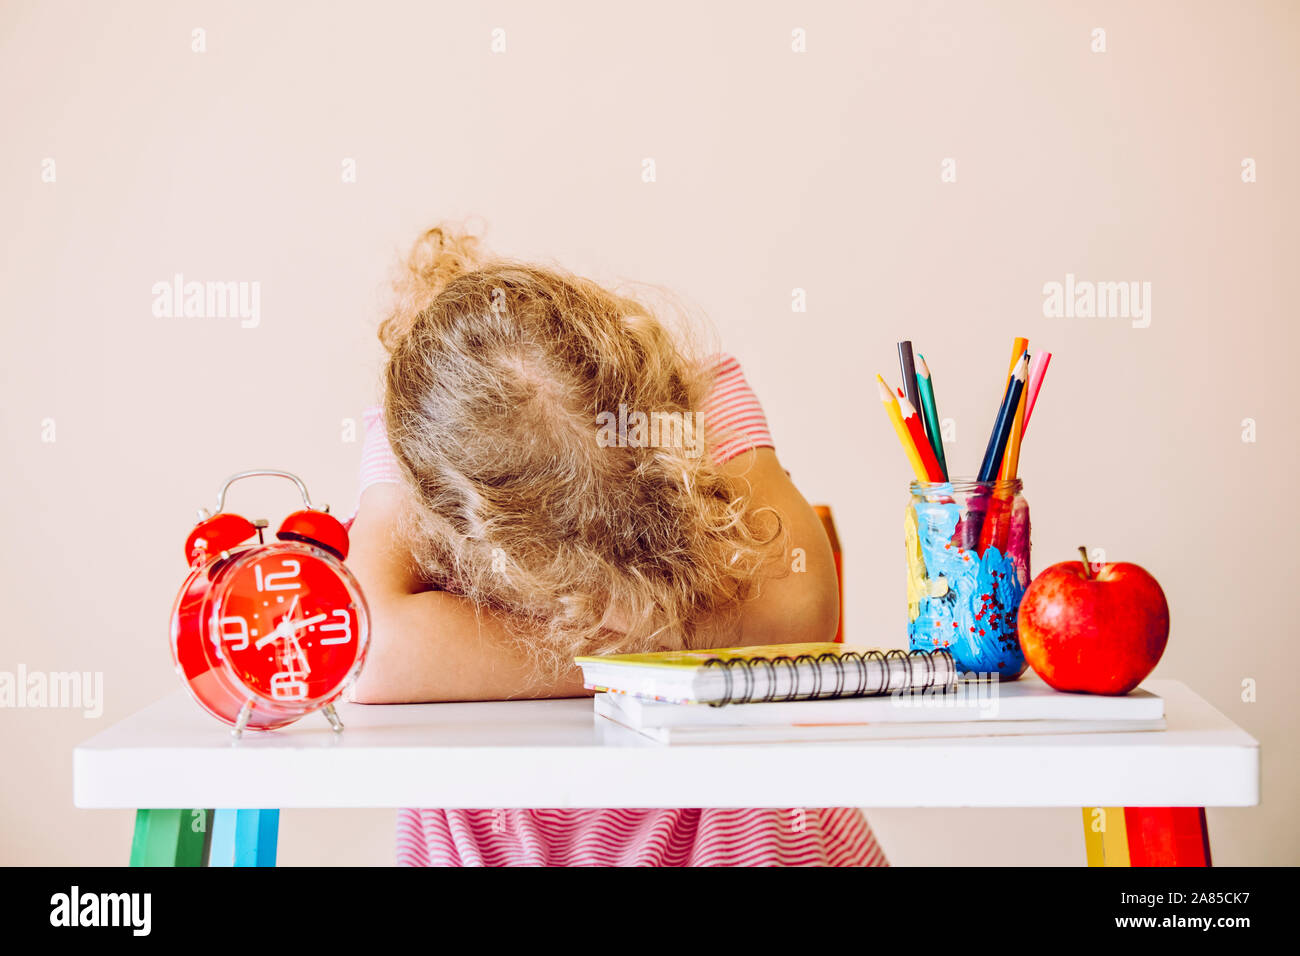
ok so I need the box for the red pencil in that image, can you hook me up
[896,389,945,482]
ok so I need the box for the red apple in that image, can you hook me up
[1017,547,1169,695]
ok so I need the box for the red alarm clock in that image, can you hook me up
[170,470,370,736]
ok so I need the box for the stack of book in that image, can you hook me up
[574,643,1164,745]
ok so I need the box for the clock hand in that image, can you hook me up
[274,625,311,676]
[281,608,328,678]
[258,613,329,650]
[255,620,288,651]
[255,612,328,654]
[255,594,301,650]
[285,613,328,633]
[285,632,312,677]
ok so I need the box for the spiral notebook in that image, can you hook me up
[574,643,957,706]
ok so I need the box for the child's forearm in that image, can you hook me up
[350,589,592,704]
[343,448,838,706]
[702,449,841,648]
[347,483,592,704]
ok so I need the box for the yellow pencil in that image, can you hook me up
[1004,337,1029,383]
[997,337,1029,481]
[878,374,928,481]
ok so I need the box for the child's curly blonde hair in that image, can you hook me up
[379,223,785,678]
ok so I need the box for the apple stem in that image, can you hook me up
[1078,546,1093,579]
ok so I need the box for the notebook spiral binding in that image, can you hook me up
[698,648,956,707]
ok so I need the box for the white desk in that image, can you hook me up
[75,678,1257,810]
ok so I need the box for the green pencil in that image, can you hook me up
[915,353,948,479]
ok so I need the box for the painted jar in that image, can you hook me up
[905,478,1030,679]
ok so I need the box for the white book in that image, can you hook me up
[593,677,1165,745]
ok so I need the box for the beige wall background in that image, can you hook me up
[2,0,1296,866]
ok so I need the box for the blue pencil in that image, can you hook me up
[977,353,1029,482]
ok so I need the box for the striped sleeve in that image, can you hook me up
[359,405,402,492]
[704,353,775,464]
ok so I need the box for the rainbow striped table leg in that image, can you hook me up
[129,809,213,866]
[1083,807,1212,866]
[207,809,280,867]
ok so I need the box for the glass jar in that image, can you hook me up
[905,478,1030,679]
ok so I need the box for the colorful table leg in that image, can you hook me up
[208,809,280,867]
[1083,807,1211,866]
[1123,807,1211,866]
[1082,807,1129,866]
[129,809,213,866]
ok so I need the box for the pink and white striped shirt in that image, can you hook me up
[355,353,887,866]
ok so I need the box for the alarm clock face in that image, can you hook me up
[207,542,367,706]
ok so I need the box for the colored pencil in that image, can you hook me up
[977,352,1029,482]
[998,354,1030,481]
[914,353,948,479]
[896,389,945,481]
[897,341,922,428]
[877,375,928,482]
[999,364,1029,480]
[981,352,1029,552]
[1021,350,1052,435]
[977,349,1030,553]
[995,338,1030,480]
[1004,337,1029,386]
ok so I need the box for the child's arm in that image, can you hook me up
[346,482,592,703]
[346,447,838,703]
[702,447,841,649]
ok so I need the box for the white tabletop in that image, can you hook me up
[73,678,1258,809]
